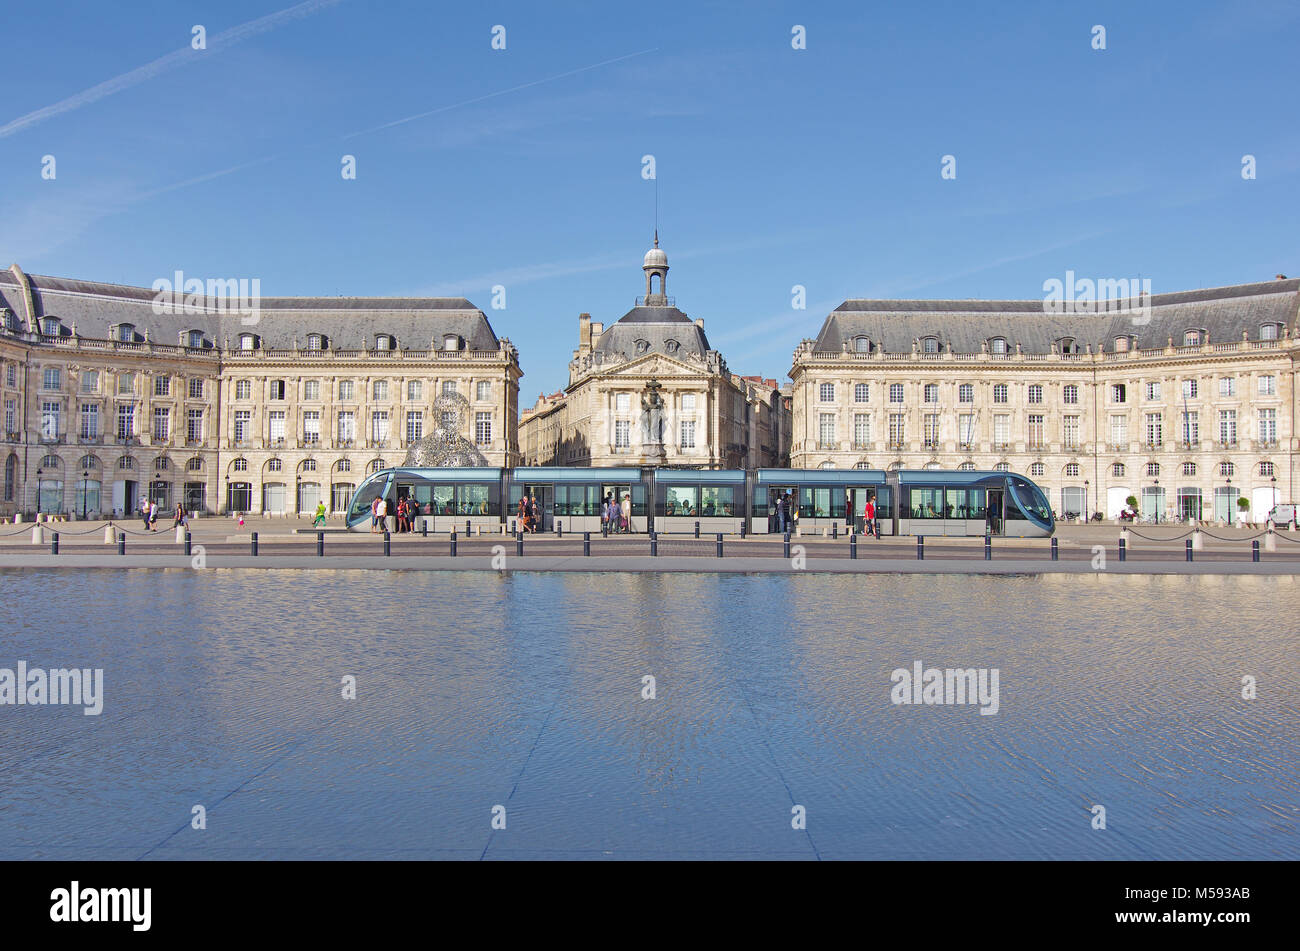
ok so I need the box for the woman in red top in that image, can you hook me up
[864,496,878,538]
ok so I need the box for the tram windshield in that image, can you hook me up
[1007,476,1053,525]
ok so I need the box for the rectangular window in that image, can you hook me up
[476,381,490,402]
[1258,408,1277,444]
[888,413,905,447]
[338,380,354,400]
[615,393,630,413]
[43,368,61,391]
[1111,384,1126,403]
[1259,374,1276,396]
[958,413,975,447]
[1145,381,1161,401]
[1028,414,1045,449]
[303,380,320,401]
[1218,410,1237,445]
[269,410,286,444]
[889,383,904,403]
[441,380,457,396]
[819,383,834,403]
[370,411,390,444]
[373,380,388,401]
[854,383,870,403]
[233,409,250,443]
[117,404,135,440]
[4,399,15,433]
[187,409,204,442]
[337,411,355,444]
[680,419,696,449]
[818,413,835,449]
[406,411,423,443]
[1063,385,1078,405]
[475,412,492,446]
[303,410,320,445]
[1181,411,1199,445]
[958,383,973,403]
[1063,415,1080,450]
[681,393,697,413]
[270,380,286,400]
[1028,384,1043,404]
[408,380,422,401]
[853,413,870,449]
[993,414,1010,447]
[40,401,61,440]
[614,419,630,449]
[153,407,170,441]
[1110,415,1128,446]
[79,404,98,439]
[1182,379,1198,399]
[923,413,940,447]
[1219,377,1236,397]
[923,384,938,404]
[993,384,1008,403]
[235,380,251,400]
[1144,413,1162,447]
[188,378,203,400]
[5,365,15,388]
[153,374,168,397]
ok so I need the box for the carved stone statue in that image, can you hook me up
[640,378,666,449]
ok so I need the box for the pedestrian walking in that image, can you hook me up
[148,499,158,531]
[313,500,327,528]
[864,494,878,538]
[375,495,388,534]
[171,503,187,530]
[620,493,632,534]
[601,493,612,536]
[370,496,381,533]
[140,499,151,532]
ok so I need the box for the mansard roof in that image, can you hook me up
[0,267,503,351]
[594,303,713,359]
[815,279,1300,354]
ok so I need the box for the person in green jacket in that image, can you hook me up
[313,501,327,527]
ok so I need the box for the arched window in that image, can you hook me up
[337,459,352,473]
[1219,462,1234,477]
[232,458,248,472]
[921,336,939,354]
[853,336,871,353]
[1028,384,1044,404]
[302,459,317,472]
[40,453,61,469]
[1183,329,1202,346]
[42,317,62,336]
[1145,462,1160,476]
[1114,336,1130,353]
[993,462,1010,472]
[155,457,169,471]
[369,459,386,473]
[186,330,207,348]
[186,457,204,472]
[442,334,461,351]
[239,334,258,351]
[993,383,1009,403]
[116,324,135,342]
[989,337,1008,355]
[1029,462,1045,477]
[118,456,136,470]
[267,459,282,472]
[1064,463,1081,477]
[1112,463,1125,477]
[1182,462,1197,476]
[1260,323,1280,341]
[1260,461,1274,476]
[306,333,326,351]
[376,334,396,351]
[79,454,101,470]
[853,461,872,469]
[1058,337,1077,354]
[958,462,976,471]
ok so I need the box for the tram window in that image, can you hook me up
[460,484,491,515]
[908,487,945,519]
[798,486,844,518]
[945,487,986,519]
[556,484,599,516]
[664,485,699,516]
[431,485,454,514]
[410,483,434,511]
[700,486,735,517]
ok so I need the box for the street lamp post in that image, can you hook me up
[1225,477,1232,525]
[82,469,89,520]
[1153,478,1160,524]
[35,467,42,516]
[1084,479,1089,522]
[1272,476,1278,515]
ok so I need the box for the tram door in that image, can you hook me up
[847,486,873,533]
[987,488,1005,535]
[768,485,797,532]
[521,484,554,531]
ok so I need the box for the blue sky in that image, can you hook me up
[2,0,1296,403]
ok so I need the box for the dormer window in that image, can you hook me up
[988,337,1007,355]
[664,339,680,355]
[1058,337,1077,354]
[853,336,871,353]
[1260,323,1280,341]
[1114,336,1130,352]
[921,336,939,354]
[634,339,650,355]
[239,333,258,351]
[377,334,396,351]
[41,317,61,336]
[186,330,207,348]
[441,334,460,351]
[1,309,15,332]
[306,333,326,351]
[1183,329,1203,346]
[116,324,135,343]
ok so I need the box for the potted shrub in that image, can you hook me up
[1237,497,1250,525]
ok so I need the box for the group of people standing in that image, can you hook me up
[370,494,421,533]
[601,493,632,535]
[517,494,541,533]
[769,491,880,537]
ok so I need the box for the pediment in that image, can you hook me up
[601,352,700,378]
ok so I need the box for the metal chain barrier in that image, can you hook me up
[1125,527,1195,541]
[1197,528,1267,542]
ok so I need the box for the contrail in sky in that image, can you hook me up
[0,0,345,139]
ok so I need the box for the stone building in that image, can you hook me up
[519,238,791,469]
[790,277,1298,522]
[0,264,520,518]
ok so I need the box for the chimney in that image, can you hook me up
[578,312,591,349]
[694,318,705,329]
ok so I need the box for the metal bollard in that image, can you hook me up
[833,522,839,539]
[251,531,259,556]
[185,531,192,556]
[651,533,658,557]
[317,531,324,556]
[984,535,992,560]
[694,520,700,539]
[850,534,857,560]
[740,520,746,538]
[516,534,523,557]
[716,533,723,558]
[450,531,457,557]
[583,531,591,556]
[783,532,791,559]
[384,531,391,556]
[421,520,428,538]
[1050,537,1058,561]
[557,520,563,538]
[1119,537,1126,562]
[917,536,924,560]
[465,519,471,537]
[51,532,59,555]
[1252,539,1260,562]
[1186,538,1193,562]
[118,533,126,555]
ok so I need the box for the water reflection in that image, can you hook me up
[0,569,1295,859]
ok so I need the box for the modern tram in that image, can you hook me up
[345,466,1056,537]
